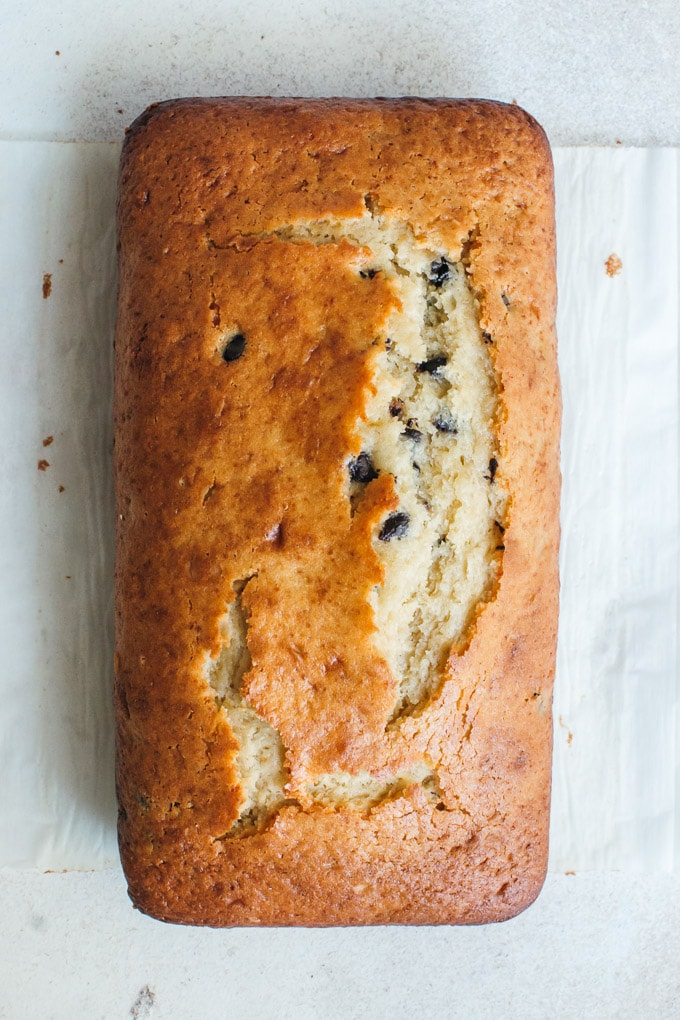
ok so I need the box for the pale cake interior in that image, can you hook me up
[205,212,506,834]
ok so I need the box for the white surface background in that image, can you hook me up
[1,2,680,1018]
[3,0,680,145]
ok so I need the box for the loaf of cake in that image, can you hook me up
[114,97,560,926]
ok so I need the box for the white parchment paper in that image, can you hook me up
[0,143,677,871]
[0,143,119,868]
[551,149,679,872]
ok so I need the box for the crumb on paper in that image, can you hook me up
[558,714,573,745]
[43,435,54,447]
[55,50,60,56]
[605,253,622,277]
[117,108,124,114]
[65,575,71,580]
[58,484,65,493]
[42,273,52,299]
[565,870,576,876]
[130,986,156,1019]
[58,258,64,264]
[38,459,50,471]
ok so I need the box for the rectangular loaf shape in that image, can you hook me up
[114,97,560,926]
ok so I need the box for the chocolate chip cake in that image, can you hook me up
[114,97,560,926]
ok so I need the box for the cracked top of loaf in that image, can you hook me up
[114,97,560,926]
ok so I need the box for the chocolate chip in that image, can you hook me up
[482,331,493,344]
[417,355,448,375]
[402,419,423,442]
[432,410,457,434]
[222,333,246,362]
[429,257,451,287]
[348,452,378,484]
[487,457,498,482]
[501,293,510,308]
[389,398,405,418]
[379,511,410,541]
[359,268,379,279]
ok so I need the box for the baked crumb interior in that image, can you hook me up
[204,211,506,834]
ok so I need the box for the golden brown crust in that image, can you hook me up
[115,97,559,926]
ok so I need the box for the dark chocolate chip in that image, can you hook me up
[222,333,246,362]
[359,268,379,279]
[417,355,448,375]
[487,457,498,482]
[501,293,510,308]
[482,331,493,344]
[495,519,505,534]
[429,257,451,287]
[402,420,423,442]
[379,511,410,541]
[496,544,505,551]
[348,452,379,484]
[433,409,457,434]
[389,398,405,418]
[385,337,394,350]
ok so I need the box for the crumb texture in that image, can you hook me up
[204,213,507,834]
[206,577,288,833]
